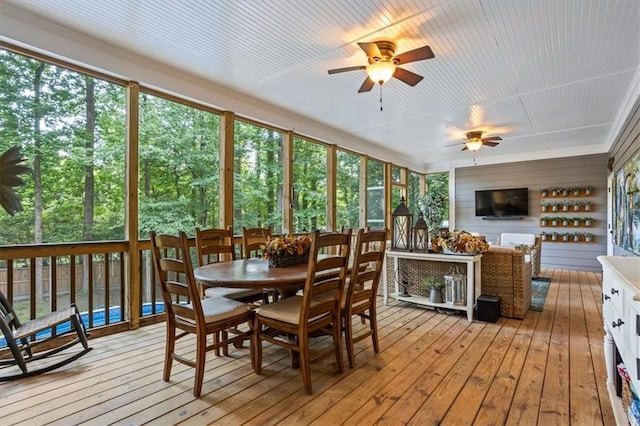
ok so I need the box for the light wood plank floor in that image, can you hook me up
[0,269,615,425]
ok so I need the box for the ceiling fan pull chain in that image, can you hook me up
[379,84,383,111]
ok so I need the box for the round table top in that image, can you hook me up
[193,258,311,290]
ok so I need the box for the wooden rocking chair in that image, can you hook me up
[0,291,91,380]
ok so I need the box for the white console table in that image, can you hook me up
[383,250,482,321]
[598,255,640,425]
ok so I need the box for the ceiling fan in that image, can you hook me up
[327,40,434,93]
[460,131,502,152]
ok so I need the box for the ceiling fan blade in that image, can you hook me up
[358,77,375,93]
[393,67,424,86]
[328,65,366,75]
[357,42,382,58]
[393,45,435,64]
[482,141,500,147]
[482,136,503,142]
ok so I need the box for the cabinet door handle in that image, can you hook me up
[612,319,625,328]
[611,288,619,295]
[604,295,611,300]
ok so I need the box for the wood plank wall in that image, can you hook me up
[454,153,608,272]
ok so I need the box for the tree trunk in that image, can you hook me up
[83,76,95,241]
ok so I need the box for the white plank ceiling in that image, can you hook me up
[1,0,639,171]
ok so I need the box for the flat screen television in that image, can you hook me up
[475,187,529,217]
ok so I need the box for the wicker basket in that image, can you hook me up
[268,253,309,268]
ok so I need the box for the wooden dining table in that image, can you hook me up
[193,257,314,296]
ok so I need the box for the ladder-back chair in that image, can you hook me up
[150,230,255,397]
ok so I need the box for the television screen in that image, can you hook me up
[475,188,529,217]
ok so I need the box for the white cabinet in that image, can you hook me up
[598,255,640,425]
[383,250,482,321]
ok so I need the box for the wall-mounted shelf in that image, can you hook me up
[539,217,596,228]
[541,234,595,243]
[539,187,595,198]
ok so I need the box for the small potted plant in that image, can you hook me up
[562,187,570,196]
[572,217,582,227]
[422,276,445,304]
[540,216,550,226]
[572,232,581,242]
[572,186,581,196]
[572,200,583,211]
[551,217,560,226]
[562,232,570,242]
[585,218,594,226]
[562,217,570,227]
[584,201,592,211]
[562,201,571,212]
[585,233,594,242]
[540,231,548,241]
[551,232,559,241]
[539,188,549,197]
[551,187,560,197]
[585,185,593,195]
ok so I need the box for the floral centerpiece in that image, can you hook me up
[263,235,312,267]
[431,230,489,255]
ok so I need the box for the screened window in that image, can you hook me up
[407,171,421,215]
[138,93,221,238]
[0,49,126,245]
[336,150,361,228]
[426,172,449,227]
[366,159,385,230]
[293,137,327,233]
[233,120,283,234]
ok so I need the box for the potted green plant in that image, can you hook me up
[539,188,549,197]
[572,232,581,242]
[572,217,582,226]
[422,276,444,304]
[585,218,594,226]
[562,217,570,227]
[585,233,594,242]
[540,216,550,226]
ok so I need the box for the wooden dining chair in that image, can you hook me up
[253,230,351,394]
[242,226,279,301]
[342,228,387,368]
[196,227,268,304]
[150,231,255,397]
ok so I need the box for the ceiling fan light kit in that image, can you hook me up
[366,61,395,85]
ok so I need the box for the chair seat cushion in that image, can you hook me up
[183,297,250,323]
[257,295,332,324]
[204,286,264,300]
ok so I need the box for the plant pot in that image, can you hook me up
[562,189,569,196]
[585,204,592,211]
[562,205,569,212]
[573,189,581,196]
[552,220,559,226]
[540,220,548,226]
[551,235,558,241]
[585,236,593,242]
[586,188,593,195]
[573,220,581,226]
[552,190,559,197]
[541,234,548,241]
[562,220,569,226]
[552,205,558,212]
[573,205,580,211]
[562,235,569,241]
[429,287,443,304]
[573,235,580,242]
[541,190,548,197]
[585,219,592,226]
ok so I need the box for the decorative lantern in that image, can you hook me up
[444,263,466,306]
[413,212,429,252]
[391,197,413,251]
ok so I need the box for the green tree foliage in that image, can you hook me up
[366,159,384,230]
[0,49,126,245]
[336,150,360,228]
[138,93,220,237]
[233,120,283,234]
[293,137,327,232]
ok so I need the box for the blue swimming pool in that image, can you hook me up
[0,302,165,347]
